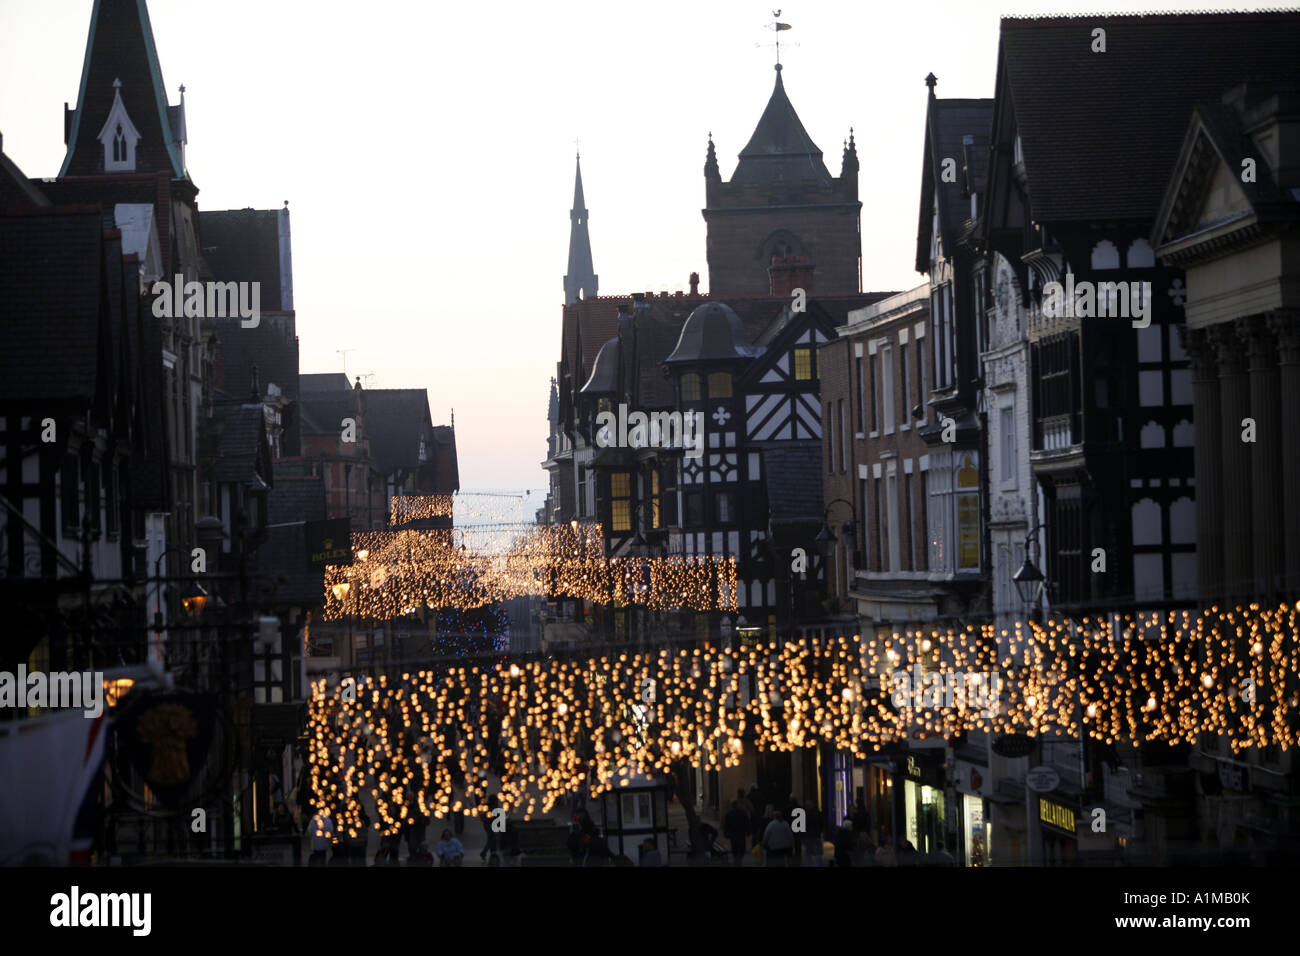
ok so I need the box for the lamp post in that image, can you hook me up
[1012,523,1048,618]
[814,497,859,629]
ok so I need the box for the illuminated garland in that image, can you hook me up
[306,601,1300,833]
[322,523,738,619]
[390,494,455,524]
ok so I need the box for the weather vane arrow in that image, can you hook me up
[761,11,795,66]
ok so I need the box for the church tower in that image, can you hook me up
[59,0,188,180]
[704,64,861,296]
[563,153,598,305]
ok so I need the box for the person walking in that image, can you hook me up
[804,802,824,867]
[724,799,750,866]
[832,817,855,867]
[308,810,334,867]
[761,808,795,867]
[480,795,501,864]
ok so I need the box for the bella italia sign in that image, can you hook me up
[306,518,352,569]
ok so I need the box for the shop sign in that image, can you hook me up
[1039,797,1077,836]
[954,759,990,797]
[1026,765,1060,793]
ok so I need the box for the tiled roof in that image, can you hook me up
[998,12,1300,223]
[0,209,103,402]
[257,471,326,607]
[732,68,833,187]
[300,372,351,392]
[917,97,993,269]
[763,443,825,523]
[212,404,268,484]
[430,424,459,493]
[364,389,432,475]
[299,390,356,436]
[210,313,300,401]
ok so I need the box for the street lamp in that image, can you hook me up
[814,497,858,563]
[1012,523,1048,609]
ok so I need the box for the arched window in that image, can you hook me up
[1090,240,1120,270]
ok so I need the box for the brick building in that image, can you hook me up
[704,64,861,296]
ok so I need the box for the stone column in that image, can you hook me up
[1269,311,1300,595]
[1183,327,1223,605]
[1212,323,1253,603]
[1241,317,1282,601]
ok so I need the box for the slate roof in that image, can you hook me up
[210,313,300,402]
[731,67,833,187]
[61,0,186,178]
[299,390,357,436]
[364,389,432,475]
[300,372,351,393]
[212,404,269,484]
[256,471,326,607]
[200,208,290,312]
[0,148,51,210]
[763,443,825,524]
[997,12,1300,224]
[916,97,993,270]
[0,209,104,402]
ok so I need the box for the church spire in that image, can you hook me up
[563,152,598,306]
[60,0,187,178]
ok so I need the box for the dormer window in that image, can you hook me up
[98,79,141,172]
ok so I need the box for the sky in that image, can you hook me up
[0,0,1263,509]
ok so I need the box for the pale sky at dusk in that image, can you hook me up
[0,0,1258,505]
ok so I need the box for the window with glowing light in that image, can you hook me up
[681,373,701,402]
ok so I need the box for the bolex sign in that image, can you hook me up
[306,518,352,569]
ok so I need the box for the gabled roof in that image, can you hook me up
[61,0,186,178]
[364,388,433,475]
[212,404,271,486]
[430,424,459,494]
[0,146,51,210]
[298,390,356,436]
[916,93,993,271]
[1152,83,1300,260]
[731,66,832,187]
[995,12,1300,224]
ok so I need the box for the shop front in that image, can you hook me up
[897,752,946,855]
[952,758,992,866]
[1038,795,1080,865]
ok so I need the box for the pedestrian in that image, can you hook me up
[832,817,855,867]
[480,794,501,864]
[896,839,918,866]
[875,840,897,867]
[787,794,804,861]
[749,784,767,847]
[639,838,663,867]
[735,787,754,822]
[308,809,334,867]
[408,842,434,866]
[761,808,795,866]
[852,794,869,835]
[436,828,465,866]
[724,799,749,866]
[804,802,824,866]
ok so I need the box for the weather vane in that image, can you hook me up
[759,10,794,67]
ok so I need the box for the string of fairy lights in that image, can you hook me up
[306,601,1300,834]
[321,522,738,618]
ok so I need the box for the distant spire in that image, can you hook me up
[705,131,719,180]
[841,126,858,178]
[925,72,938,94]
[563,153,598,306]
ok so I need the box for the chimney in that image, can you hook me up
[689,272,700,295]
[768,254,815,297]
